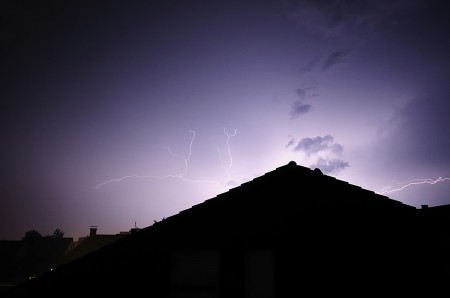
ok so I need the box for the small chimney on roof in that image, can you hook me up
[89,226,98,237]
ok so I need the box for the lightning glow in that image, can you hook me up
[94,128,237,189]
[379,177,450,195]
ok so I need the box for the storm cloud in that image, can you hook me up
[288,134,349,174]
[322,49,351,71]
[290,101,312,118]
[286,0,424,38]
[382,85,450,168]
[285,139,295,148]
[293,135,343,157]
[290,84,317,118]
[310,157,349,174]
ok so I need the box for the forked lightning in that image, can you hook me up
[94,128,237,189]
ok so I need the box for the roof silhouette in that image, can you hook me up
[58,227,133,266]
[4,161,450,297]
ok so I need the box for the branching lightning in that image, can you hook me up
[223,128,237,183]
[163,129,196,178]
[94,128,238,189]
[379,177,450,195]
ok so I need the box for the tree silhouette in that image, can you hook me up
[22,229,42,240]
[22,228,65,240]
[50,228,64,238]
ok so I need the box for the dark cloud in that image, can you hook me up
[310,157,349,174]
[294,135,343,157]
[295,84,316,100]
[287,0,424,76]
[295,87,308,100]
[290,84,317,118]
[285,139,295,148]
[322,49,351,71]
[290,101,312,118]
[286,0,424,38]
[383,85,450,168]
[298,58,320,72]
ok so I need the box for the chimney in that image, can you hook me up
[89,226,98,237]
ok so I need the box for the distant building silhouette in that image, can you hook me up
[0,236,73,293]
[3,161,450,297]
[0,226,139,293]
[61,226,139,265]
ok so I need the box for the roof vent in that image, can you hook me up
[288,161,297,166]
[314,168,323,174]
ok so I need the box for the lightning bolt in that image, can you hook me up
[223,128,237,183]
[94,128,237,189]
[379,177,450,195]
[163,129,196,178]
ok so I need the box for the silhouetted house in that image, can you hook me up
[60,226,138,264]
[0,226,139,294]
[4,161,450,297]
[0,237,73,293]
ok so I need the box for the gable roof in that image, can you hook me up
[174,160,414,216]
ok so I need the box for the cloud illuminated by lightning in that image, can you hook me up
[94,128,237,189]
[379,177,450,195]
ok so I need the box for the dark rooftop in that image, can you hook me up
[3,161,450,297]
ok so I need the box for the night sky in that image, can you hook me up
[2,0,450,240]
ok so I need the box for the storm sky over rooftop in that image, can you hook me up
[1,0,450,240]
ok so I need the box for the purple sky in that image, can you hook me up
[1,0,450,240]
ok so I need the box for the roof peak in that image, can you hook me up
[288,161,297,166]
